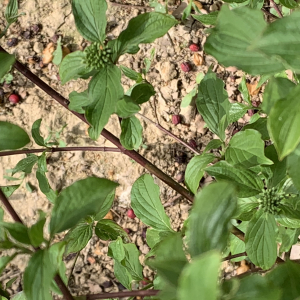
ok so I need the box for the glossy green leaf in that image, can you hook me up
[204,139,222,152]
[28,217,46,247]
[206,161,264,197]
[184,153,215,194]
[0,121,30,151]
[64,221,93,255]
[268,85,300,160]
[114,259,132,290]
[279,0,298,8]
[242,117,269,140]
[249,0,264,9]
[11,155,38,176]
[5,0,18,24]
[147,233,187,287]
[146,228,173,249]
[192,12,218,26]
[196,70,230,140]
[1,185,20,198]
[245,210,277,269]
[178,251,220,300]
[230,231,246,262]
[261,78,295,115]
[120,116,143,150]
[95,219,130,243]
[181,87,197,108]
[234,197,258,221]
[68,90,91,114]
[116,96,140,118]
[287,143,300,191]
[50,177,118,235]
[187,182,237,257]
[205,6,285,75]
[225,129,273,168]
[94,190,115,221]
[234,274,281,300]
[0,53,15,80]
[276,214,300,228]
[113,12,177,57]
[11,292,26,300]
[31,119,46,147]
[85,65,123,140]
[0,222,31,245]
[120,65,143,82]
[267,260,300,300]
[59,51,93,85]
[228,103,248,123]
[278,228,300,255]
[129,82,155,105]
[131,174,173,232]
[0,254,17,275]
[24,249,56,300]
[72,0,107,42]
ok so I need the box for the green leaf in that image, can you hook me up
[1,185,20,198]
[147,233,187,287]
[192,12,218,26]
[261,78,295,115]
[182,0,192,21]
[279,0,298,8]
[52,37,63,65]
[178,250,220,300]
[242,117,269,140]
[31,119,46,147]
[11,292,26,300]
[59,51,93,85]
[234,197,258,221]
[225,129,273,169]
[68,90,91,114]
[85,65,123,140]
[5,0,18,24]
[11,155,38,176]
[0,121,30,151]
[116,96,140,118]
[0,53,15,81]
[64,221,93,255]
[287,143,300,191]
[253,11,300,72]
[113,12,177,57]
[223,0,248,2]
[72,0,107,43]
[0,222,31,245]
[268,85,300,160]
[276,213,300,228]
[278,228,300,255]
[238,76,250,105]
[129,83,155,105]
[24,249,56,300]
[181,88,197,108]
[233,274,281,300]
[184,153,215,194]
[204,139,222,152]
[187,182,237,257]
[267,260,300,300]
[95,220,130,243]
[131,174,173,232]
[230,231,246,262]
[120,65,143,82]
[205,6,285,75]
[28,216,46,247]
[0,254,17,275]
[228,103,248,124]
[114,259,133,290]
[94,190,115,221]
[245,210,277,269]
[249,0,264,9]
[196,70,230,140]
[50,177,118,235]
[120,116,143,150]
[146,228,173,249]
[206,161,264,198]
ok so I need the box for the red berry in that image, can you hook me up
[8,94,20,104]
[247,109,254,116]
[181,62,191,73]
[189,44,199,52]
[127,208,136,219]
[141,277,150,285]
[172,115,181,125]
[188,139,197,149]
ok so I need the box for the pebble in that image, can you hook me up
[33,42,44,54]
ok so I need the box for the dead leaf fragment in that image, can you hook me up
[62,46,71,58]
[246,81,261,96]
[236,260,250,275]
[193,53,204,66]
[87,256,96,264]
[193,0,203,10]
[104,211,113,220]
[42,42,55,64]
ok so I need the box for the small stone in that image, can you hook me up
[175,171,185,183]
[172,114,181,125]
[22,31,31,39]
[157,61,177,82]
[33,42,44,54]
[188,139,197,149]
[101,280,113,288]
[6,38,18,47]
[30,24,41,34]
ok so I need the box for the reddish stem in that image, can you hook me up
[269,0,283,18]
[86,289,159,300]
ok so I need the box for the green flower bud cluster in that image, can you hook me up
[258,187,285,214]
[84,42,112,69]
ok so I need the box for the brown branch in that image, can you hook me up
[86,289,159,300]
[109,1,152,10]
[269,0,283,18]
[222,252,247,261]
[0,189,74,300]
[137,113,200,155]
[0,147,121,157]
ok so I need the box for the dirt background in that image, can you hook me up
[0,0,260,297]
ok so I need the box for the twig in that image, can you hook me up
[0,147,121,157]
[0,189,74,300]
[86,289,159,300]
[109,1,152,10]
[269,0,283,18]
[222,252,247,261]
[137,113,200,155]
